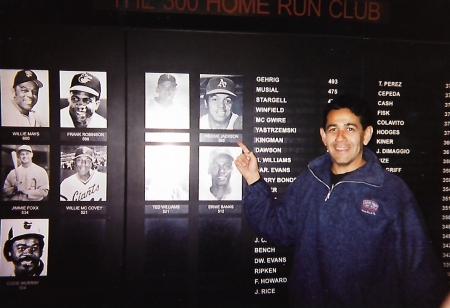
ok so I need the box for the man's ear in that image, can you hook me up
[94,99,101,111]
[319,127,327,146]
[363,126,373,145]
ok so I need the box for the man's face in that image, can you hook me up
[10,237,42,276]
[156,81,177,102]
[209,155,233,188]
[18,150,33,164]
[74,156,93,178]
[206,94,233,125]
[320,108,373,174]
[68,91,100,127]
[13,81,39,114]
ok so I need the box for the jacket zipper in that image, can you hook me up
[323,180,380,201]
[309,166,382,202]
[325,183,343,201]
[325,184,334,201]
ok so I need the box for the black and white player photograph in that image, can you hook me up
[60,145,107,201]
[1,69,50,127]
[59,70,107,128]
[0,218,49,277]
[198,146,242,201]
[145,145,189,201]
[1,144,50,202]
[145,72,190,129]
[199,74,243,130]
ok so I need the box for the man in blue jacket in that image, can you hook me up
[235,95,450,307]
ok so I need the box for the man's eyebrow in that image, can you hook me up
[345,122,358,127]
[325,122,358,129]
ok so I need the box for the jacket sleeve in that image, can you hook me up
[392,179,449,306]
[243,177,301,246]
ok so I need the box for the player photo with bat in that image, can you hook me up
[2,145,49,201]
[60,145,107,201]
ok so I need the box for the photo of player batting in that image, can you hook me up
[60,145,107,201]
[198,146,242,201]
[0,219,49,277]
[2,144,49,201]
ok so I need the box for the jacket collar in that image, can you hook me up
[308,147,384,187]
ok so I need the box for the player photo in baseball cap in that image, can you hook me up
[200,75,243,130]
[2,144,50,202]
[198,146,242,201]
[1,69,49,127]
[145,72,190,129]
[0,219,49,277]
[60,145,107,201]
[60,71,107,128]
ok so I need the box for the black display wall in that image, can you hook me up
[0,25,126,306]
[2,9,450,308]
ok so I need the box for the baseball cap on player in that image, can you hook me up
[13,70,43,88]
[158,74,177,85]
[74,146,95,160]
[8,220,45,242]
[205,77,236,97]
[209,148,233,166]
[17,145,33,153]
[70,72,101,97]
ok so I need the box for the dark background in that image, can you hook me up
[2,0,450,307]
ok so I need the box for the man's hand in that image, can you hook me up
[234,141,260,185]
[13,181,24,194]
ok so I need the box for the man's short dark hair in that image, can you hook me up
[322,95,373,130]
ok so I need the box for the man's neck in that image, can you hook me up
[21,162,32,168]
[208,117,231,129]
[331,157,366,175]
[155,97,173,108]
[210,185,231,200]
[77,172,92,182]
[70,115,91,128]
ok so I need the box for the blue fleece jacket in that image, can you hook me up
[244,148,448,307]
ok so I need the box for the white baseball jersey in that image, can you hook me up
[60,170,107,201]
[3,163,49,201]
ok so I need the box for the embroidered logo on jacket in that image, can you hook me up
[361,200,379,215]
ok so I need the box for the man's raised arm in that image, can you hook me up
[234,141,260,185]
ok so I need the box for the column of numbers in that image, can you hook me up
[442,83,450,275]
[327,79,339,103]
